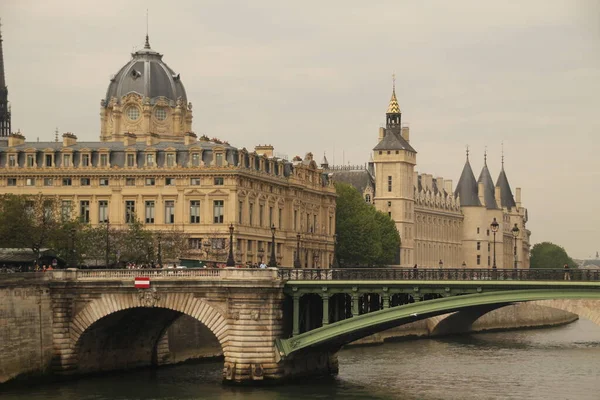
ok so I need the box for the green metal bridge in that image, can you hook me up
[275,268,600,359]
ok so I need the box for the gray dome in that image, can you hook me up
[104,38,187,107]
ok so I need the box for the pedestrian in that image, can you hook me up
[259,261,267,269]
[412,264,418,279]
[563,263,571,281]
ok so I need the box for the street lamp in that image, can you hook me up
[105,218,110,269]
[226,224,235,267]
[157,232,162,268]
[269,224,277,268]
[294,233,301,268]
[332,233,339,268]
[511,223,520,269]
[490,217,499,269]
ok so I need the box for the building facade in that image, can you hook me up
[328,84,531,269]
[0,35,337,268]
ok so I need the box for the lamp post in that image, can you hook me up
[490,217,499,269]
[332,233,339,268]
[226,224,235,267]
[269,224,277,268]
[157,232,162,268]
[105,218,110,268]
[69,227,76,268]
[258,247,265,264]
[294,233,301,268]
[511,223,520,269]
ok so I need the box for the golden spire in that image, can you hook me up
[386,73,401,114]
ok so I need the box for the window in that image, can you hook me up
[487,229,490,236]
[80,200,90,223]
[249,203,254,226]
[26,154,34,167]
[164,201,175,224]
[146,154,154,167]
[26,178,35,186]
[190,200,200,223]
[7,178,16,186]
[388,176,392,192]
[127,153,135,167]
[165,177,175,186]
[294,210,297,231]
[488,256,491,266]
[278,208,282,229]
[387,201,392,207]
[145,178,155,186]
[214,177,224,185]
[189,238,201,250]
[125,200,136,223]
[81,154,90,167]
[61,200,72,221]
[8,154,16,167]
[313,214,317,232]
[477,255,481,265]
[477,227,480,234]
[215,153,223,167]
[100,154,108,167]
[488,243,491,252]
[477,242,481,251]
[155,107,167,121]
[62,178,71,186]
[213,200,224,223]
[166,153,175,167]
[259,204,264,227]
[269,206,273,227]
[45,154,52,167]
[238,201,243,223]
[126,106,140,120]
[98,201,109,223]
[145,201,155,224]
[191,153,200,166]
[62,154,71,167]
[365,194,371,203]
[388,211,392,218]
[44,178,53,186]
[247,240,253,252]
[99,178,109,186]
[125,177,136,186]
[80,178,91,186]
[190,177,201,186]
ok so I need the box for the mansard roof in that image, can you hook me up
[454,159,481,206]
[373,132,416,152]
[477,162,498,209]
[496,167,517,209]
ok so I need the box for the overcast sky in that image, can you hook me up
[2,0,599,258]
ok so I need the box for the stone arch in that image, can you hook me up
[66,292,230,371]
[531,299,600,326]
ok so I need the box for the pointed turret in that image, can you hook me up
[454,150,481,206]
[320,153,329,169]
[386,74,401,129]
[0,19,11,137]
[477,152,498,209]
[495,156,517,209]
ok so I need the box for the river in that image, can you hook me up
[2,319,600,400]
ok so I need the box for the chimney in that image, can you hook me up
[255,144,274,158]
[146,133,159,147]
[401,125,410,142]
[478,182,485,205]
[8,132,26,147]
[378,127,385,142]
[62,132,77,147]
[413,171,419,191]
[516,187,522,208]
[184,132,197,146]
[123,132,137,147]
[423,174,433,192]
[495,186,501,208]
[444,179,453,194]
[436,177,444,194]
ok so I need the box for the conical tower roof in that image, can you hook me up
[496,166,516,209]
[477,155,498,209]
[454,156,481,206]
[387,89,400,114]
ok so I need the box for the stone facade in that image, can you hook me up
[327,85,531,268]
[0,36,336,268]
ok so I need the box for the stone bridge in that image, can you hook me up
[1,267,600,385]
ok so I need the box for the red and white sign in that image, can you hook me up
[134,277,150,289]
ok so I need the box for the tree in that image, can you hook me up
[530,242,578,269]
[335,183,400,266]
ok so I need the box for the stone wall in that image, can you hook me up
[0,277,53,383]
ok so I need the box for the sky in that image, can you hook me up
[1,0,599,258]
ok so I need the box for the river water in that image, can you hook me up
[2,319,600,400]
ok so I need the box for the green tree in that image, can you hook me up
[530,242,578,269]
[335,183,400,266]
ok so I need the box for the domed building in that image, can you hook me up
[100,36,192,143]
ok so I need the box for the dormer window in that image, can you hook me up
[146,153,155,167]
[126,106,140,121]
[63,154,71,167]
[81,154,90,167]
[191,153,200,167]
[215,153,223,167]
[8,154,16,167]
[45,154,53,167]
[166,153,176,167]
[26,154,35,168]
[154,108,167,121]
[100,154,109,167]
[127,153,135,167]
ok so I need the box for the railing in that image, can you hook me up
[277,268,600,282]
[75,268,222,279]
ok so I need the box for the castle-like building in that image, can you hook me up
[327,83,531,269]
[0,32,337,268]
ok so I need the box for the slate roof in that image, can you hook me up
[454,159,481,206]
[329,169,374,194]
[477,162,498,209]
[495,167,517,209]
[373,132,416,152]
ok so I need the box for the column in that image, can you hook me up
[321,293,330,326]
[351,292,359,317]
[382,291,390,309]
[292,294,300,336]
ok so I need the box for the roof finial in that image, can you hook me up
[392,73,396,93]
[501,141,505,169]
[484,146,487,165]
[55,127,59,142]
[144,9,151,49]
[466,145,470,161]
